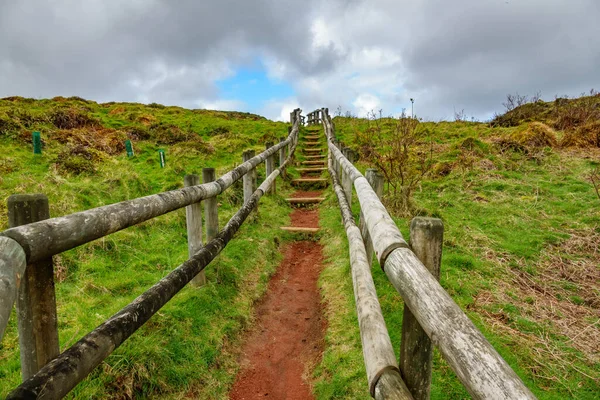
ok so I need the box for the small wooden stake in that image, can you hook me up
[184,175,205,287]
[399,217,443,400]
[8,194,59,380]
[203,168,219,243]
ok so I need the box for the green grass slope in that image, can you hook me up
[0,97,301,398]
[315,117,599,398]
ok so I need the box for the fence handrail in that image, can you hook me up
[322,110,536,399]
[0,114,300,339]
[328,159,412,399]
[4,110,301,399]
[0,127,297,265]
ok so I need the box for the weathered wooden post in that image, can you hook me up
[342,148,355,204]
[337,142,345,180]
[265,142,275,194]
[203,168,219,243]
[279,137,286,166]
[400,217,443,400]
[361,169,384,267]
[8,194,60,380]
[248,149,257,192]
[184,175,205,287]
[242,151,254,204]
[331,139,339,176]
[287,127,293,160]
[279,137,287,178]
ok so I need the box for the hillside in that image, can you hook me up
[0,97,598,399]
[315,112,599,398]
[0,97,298,398]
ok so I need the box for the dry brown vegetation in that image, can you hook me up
[472,229,600,389]
[492,91,600,150]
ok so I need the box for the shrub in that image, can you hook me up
[356,110,433,216]
[54,144,98,174]
[149,122,193,144]
[561,121,600,148]
[495,122,557,154]
[553,91,600,131]
[52,127,126,155]
[0,112,20,137]
[50,107,100,129]
[127,126,151,141]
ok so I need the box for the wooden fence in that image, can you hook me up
[318,107,537,399]
[0,109,302,399]
[306,109,322,125]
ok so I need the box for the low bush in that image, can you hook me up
[50,107,100,129]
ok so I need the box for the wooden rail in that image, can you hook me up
[321,108,536,399]
[329,161,412,399]
[0,109,302,398]
[306,109,323,126]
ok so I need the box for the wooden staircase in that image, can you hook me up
[280,126,328,234]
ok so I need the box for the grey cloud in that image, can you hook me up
[400,0,600,118]
[0,0,335,106]
[1,0,598,120]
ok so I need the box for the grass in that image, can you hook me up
[315,116,599,398]
[1,96,599,398]
[0,97,297,398]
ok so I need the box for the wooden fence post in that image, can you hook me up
[184,175,205,287]
[202,168,219,243]
[400,217,443,400]
[342,148,355,204]
[242,151,254,204]
[361,168,384,267]
[7,194,59,380]
[279,137,286,177]
[265,142,275,194]
[287,127,293,162]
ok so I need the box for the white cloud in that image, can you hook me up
[258,98,300,122]
[196,99,245,112]
[352,94,381,117]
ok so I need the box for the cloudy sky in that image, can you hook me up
[1,0,599,121]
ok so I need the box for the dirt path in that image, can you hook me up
[229,195,325,400]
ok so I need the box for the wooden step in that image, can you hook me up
[305,142,320,146]
[285,197,325,204]
[301,160,325,165]
[302,148,322,153]
[292,178,328,186]
[303,136,320,140]
[304,155,326,159]
[280,226,319,233]
[297,167,326,173]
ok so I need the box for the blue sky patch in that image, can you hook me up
[216,65,294,112]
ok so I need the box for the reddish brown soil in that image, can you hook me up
[290,209,319,228]
[229,192,325,400]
